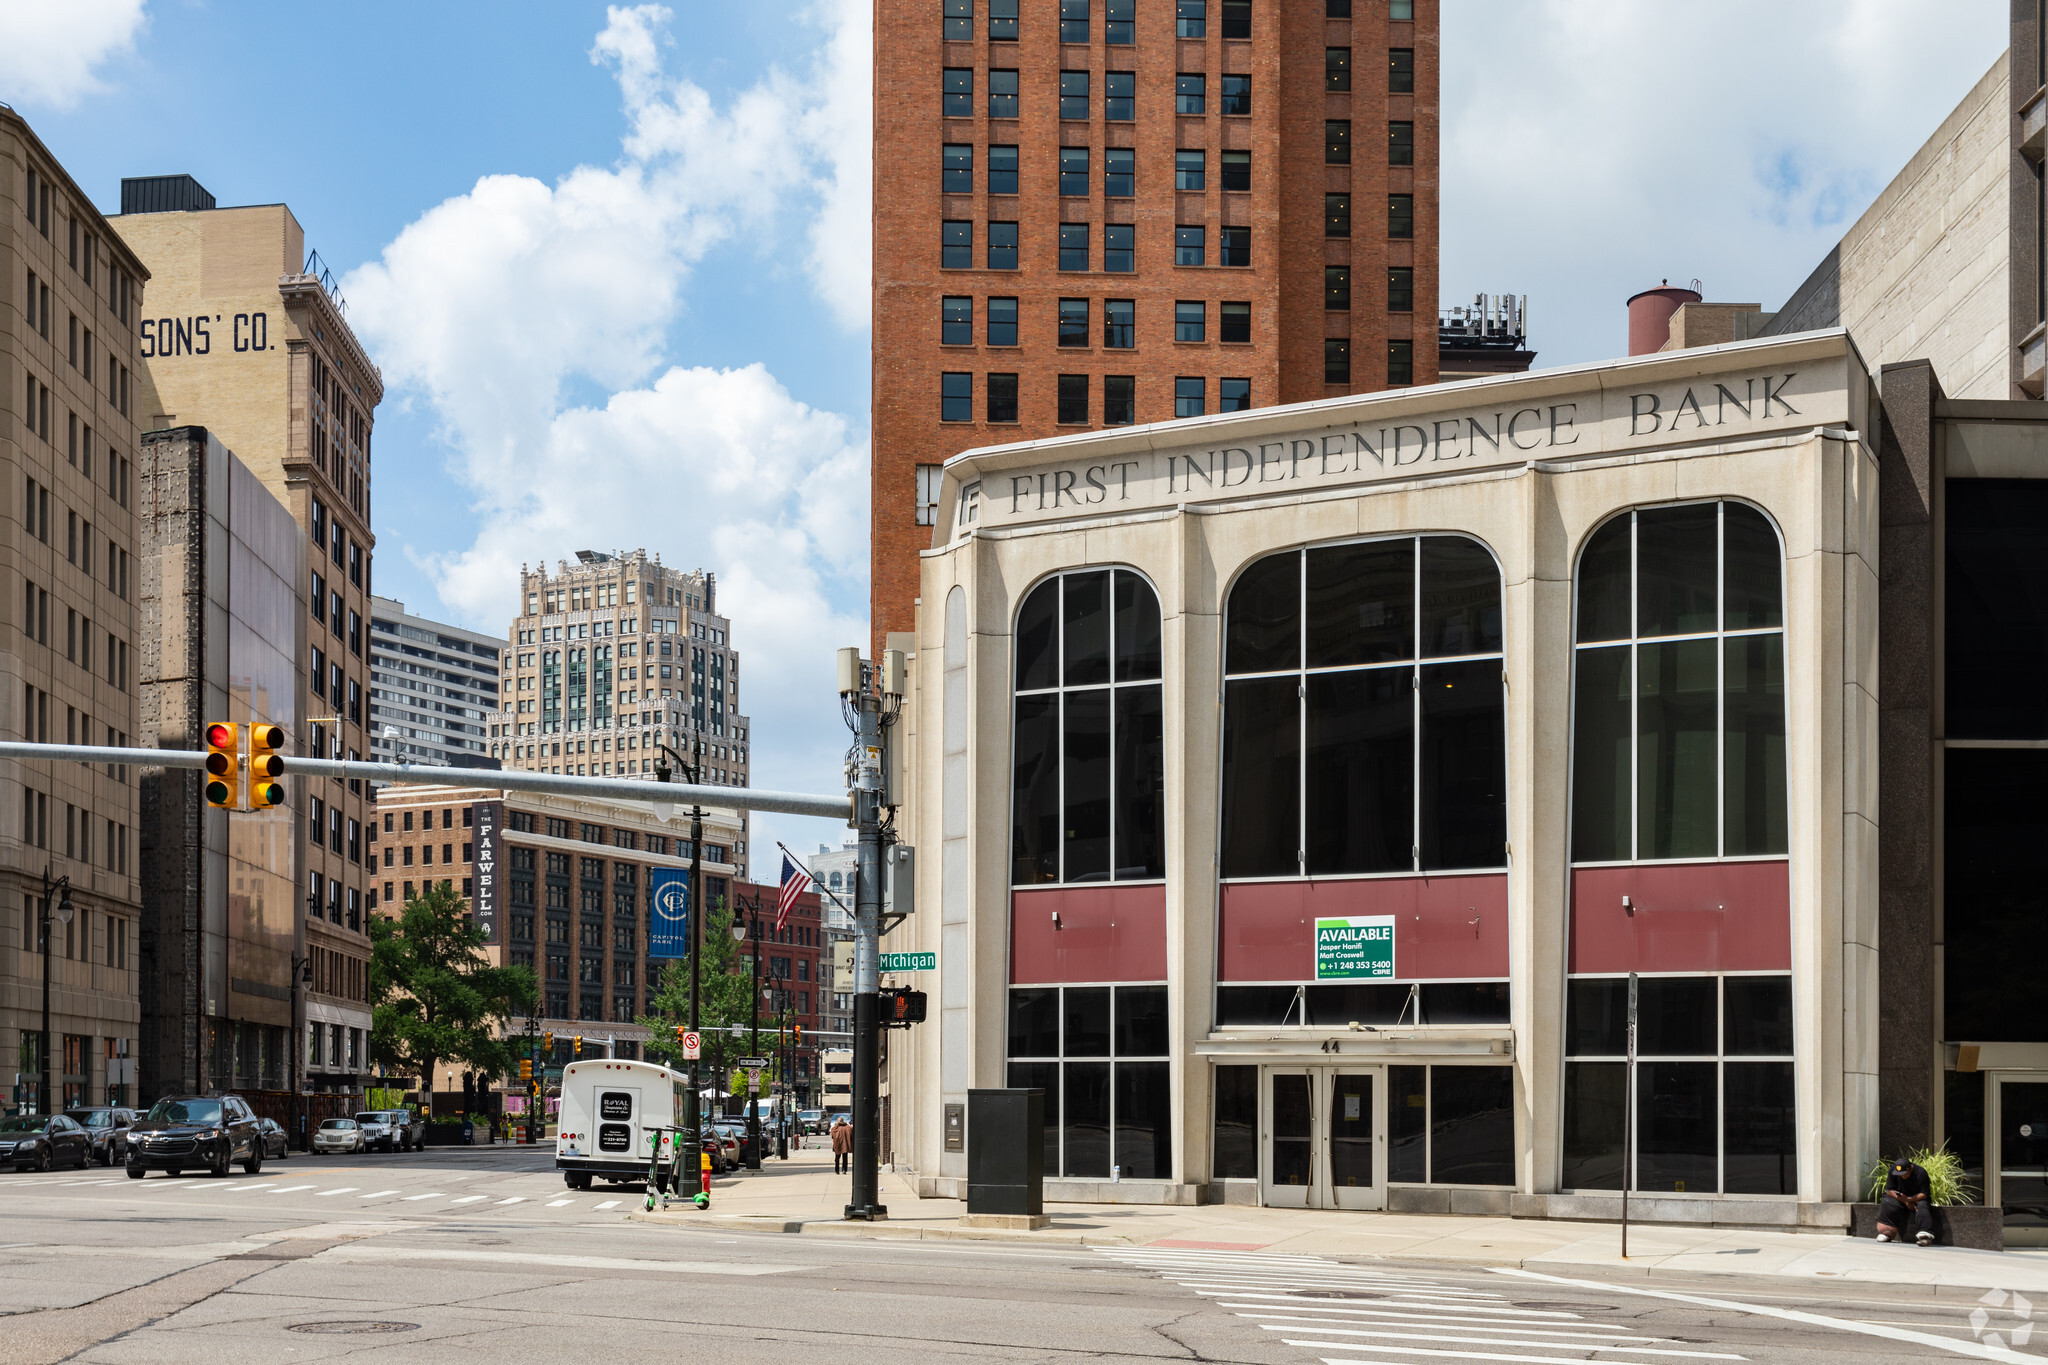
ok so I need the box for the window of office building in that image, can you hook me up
[1106,69,1134,118]
[1387,266,1413,312]
[1388,338,1413,385]
[1012,567,1164,885]
[1219,377,1250,412]
[1221,74,1250,115]
[1103,298,1134,348]
[988,296,1019,346]
[1324,337,1350,384]
[942,220,972,268]
[1325,266,1350,310]
[1008,984,1170,1179]
[1325,120,1351,164]
[990,0,1018,40]
[1105,147,1134,197]
[989,220,1019,269]
[941,372,972,422]
[943,143,973,193]
[941,296,972,345]
[1176,226,1205,267]
[1221,0,1249,37]
[1060,70,1089,120]
[1104,374,1136,426]
[1060,0,1089,42]
[944,0,971,39]
[1058,374,1089,424]
[1059,298,1088,346]
[1325,193,1351,238]
[1389,47,1415,92]
[1222,150,1250,191]
[1221,226,1249,267]
[1176,0,1206,37]
[1176,73,1205,115]
[1326,47,1351,91]
[1104,224,1134,272]
[1060,222,1090,271]
[1220,536,1507,880]
[1389,120,1414,165]
[1388,193,1414,239]
[1174,377,1204,418]
[1176,150,1205,191]
[1106,0,1134,43]
[1569,502,1787,863]
[989,68,1019,118]
[943,67,972,117]
[987,372,1019,423]
[1174,300,1204,342]
[1562,974,1795,1194]
[1221,300,1250,342]
[990,144,1019,194]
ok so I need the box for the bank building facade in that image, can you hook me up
[880,328,2048,1240]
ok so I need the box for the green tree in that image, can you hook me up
[636,892,778,1108]
[370,882,537,1098]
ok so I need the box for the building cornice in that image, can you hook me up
[278,275,384,405]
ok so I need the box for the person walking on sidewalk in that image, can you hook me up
[831,1116,852,1175]
[1876,1158,1936,1246]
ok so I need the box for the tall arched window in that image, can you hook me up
[1220,536,1506,877]
[1570,501,1786,862]
[1011,569,1165,884]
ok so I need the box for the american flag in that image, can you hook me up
[777,853,811,932]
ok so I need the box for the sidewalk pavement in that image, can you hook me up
[632,1145,2048,1297]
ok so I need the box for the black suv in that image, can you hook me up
[125,1095,264,1178]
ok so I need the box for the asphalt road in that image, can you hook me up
[0,1148,2034,1364]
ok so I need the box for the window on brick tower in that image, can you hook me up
[1326,120,1351,164]
[1174,377,1205,419]
[1175,73,1205,115]
[1105,147,1134,198]
[1220,378,1250,412]
[915,465,944,527]
[1221,300,1251,342]
[1175,149,1204,191]
[941,295,972,345]
[1059,0,1088,42]
[1325,266,1351,310]
[1059,298,1088,347]
[1220,74,1250,115]
[1222,150,1250,192]
[1106,0,1133,42]
[1222,0,1250,37]
[1389,121,1415,165]
[1327,47,1352,91]
[1102,299,1135,349]
[1060,223,1090,271]
[987,373,1019,423]
[1174,300,1204,342]
[1389,47,1415,93]
[1325,338,1351,385]
[943,67,972,118]
[1106,70,1134,119]
[1220,227,1249,267]
[944,0,971,39]
[1388,339,1413,386]
[989,68,1019,118]
[988,220,1019,269]
[1387,267,1414,313]
[988,296,1019,346]
[1325,193,1351,238]
[989,144,1019,195]
[1060,70,1088,120]
[1175,225,1204,267]
[941,372,972,422]
[1059,147,1089,197]
[942,220,971,268]
[1389,193,1414,239]
[1104,375,1135,426]
[1104,224,1134,272]
[990,0,1017,39]
[1176,0,1205,37]
[942,143,972,194]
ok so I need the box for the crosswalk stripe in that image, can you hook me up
[401,1192,446,1201]
[1246,1317,1690,1346]
[594,1199,622,1209]
[546,1199,573,1207]
[495,1196,525,1205]
[1181,1280,1506,1300]
[359,1189,400,1198]
[315,1187,359,1197]
[451,1195,487,1204]
[1237,1310,1639,1336]
[266,1185,318,1194]
[1294,1342,1745,1364]
[1211,1293,1584,1320]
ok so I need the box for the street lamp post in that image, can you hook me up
[289,949,311,1150]
[38,868,72,1115]
[731,898,764,1169]
[655,735,706,1200]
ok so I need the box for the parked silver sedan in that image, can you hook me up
[312,1118,364,1154]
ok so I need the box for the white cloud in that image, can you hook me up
[1442,0,2008,368]
[345,3,871,845]
[0,0,147,109]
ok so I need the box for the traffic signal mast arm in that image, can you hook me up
[0,741,853,821]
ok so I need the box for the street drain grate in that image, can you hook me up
[286,1321,421,1335]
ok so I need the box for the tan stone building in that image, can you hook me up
[113,178,381,1093]
[1,111,149,1111]
[489,551,753,877]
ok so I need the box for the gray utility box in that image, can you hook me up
[966,1088,1044,1216]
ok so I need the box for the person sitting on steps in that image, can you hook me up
[1875,1158,1935,1246]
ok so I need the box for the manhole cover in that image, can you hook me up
[286,1321,421,1335]
[1512,1301,1616,1312]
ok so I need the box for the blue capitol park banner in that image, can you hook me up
[648,868,691,958]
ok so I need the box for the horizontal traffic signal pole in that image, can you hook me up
[0,741,853,822]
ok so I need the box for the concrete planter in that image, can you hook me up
[1849,1202,2004,1250]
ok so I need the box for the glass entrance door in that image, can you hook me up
[1994,1079,2048,1244]
[1260,1067,1386,1210]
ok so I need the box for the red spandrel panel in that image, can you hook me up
[1217,874,1510,982]
[1010,883,1168,984]
[1567,860,1791,974]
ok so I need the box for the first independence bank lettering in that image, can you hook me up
[995,371,1802,519]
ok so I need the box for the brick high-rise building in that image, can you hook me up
[871,0,1439,646]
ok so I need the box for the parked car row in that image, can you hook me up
[0,1099,435,1174]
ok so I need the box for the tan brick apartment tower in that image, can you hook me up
[1,111,149,1112]
[871,0,1439,647]
[113,181,381,1097]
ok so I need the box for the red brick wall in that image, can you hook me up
[870,0,1441,649]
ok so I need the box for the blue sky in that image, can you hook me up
[0,0,2013,858]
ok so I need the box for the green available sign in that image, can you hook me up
[1315,916,1396,980]
[880,951,936,972]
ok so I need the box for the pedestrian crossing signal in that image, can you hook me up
[248,724,286,807]
[204,723,240,809]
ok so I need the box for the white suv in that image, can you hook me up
[352,1111,396,1152]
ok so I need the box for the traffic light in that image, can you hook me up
[675,1025,686,1044]
[543,1031,554,1054]
[248,724,286,807]
[204,723,240,809]
[794,1024,803,1045]
[518,1058,533,1082]
[573,1035,583,1057]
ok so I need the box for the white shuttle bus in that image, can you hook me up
[555,1059,689,1190]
